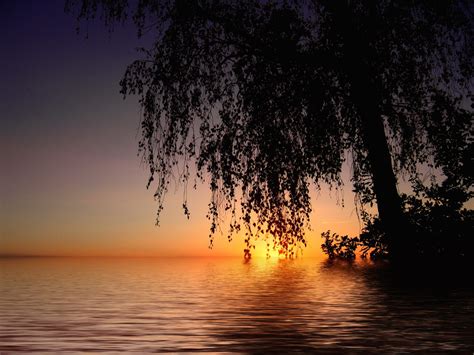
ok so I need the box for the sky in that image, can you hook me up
[0,0,363,258]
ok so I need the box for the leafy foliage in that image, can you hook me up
[322,177,474,260]
[358,211,389,260]
[400,179,473,259]
[321,231,358,260]
[67,0,473,258]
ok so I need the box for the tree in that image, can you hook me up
[67,0,473,258]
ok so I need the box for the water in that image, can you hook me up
[1,257,473,352]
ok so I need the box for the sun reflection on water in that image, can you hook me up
[1,257,473,352]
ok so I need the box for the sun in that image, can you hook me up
[251,241,288,259]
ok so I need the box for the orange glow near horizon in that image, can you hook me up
[0,177,361,258]
[1,128,363,258]
[0,116,363,258]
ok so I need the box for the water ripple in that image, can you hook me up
[1,257,473,352]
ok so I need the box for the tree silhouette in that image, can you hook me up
[67,0,473,258]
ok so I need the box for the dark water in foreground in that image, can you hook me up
[1,257,473,352]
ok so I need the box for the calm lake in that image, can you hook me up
[1,257,473,352]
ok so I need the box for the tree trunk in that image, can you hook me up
[350,76,408,257]
[335,3,409,257]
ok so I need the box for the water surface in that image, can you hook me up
[1,257,473,352]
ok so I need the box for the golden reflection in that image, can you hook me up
[2,257,474,352]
